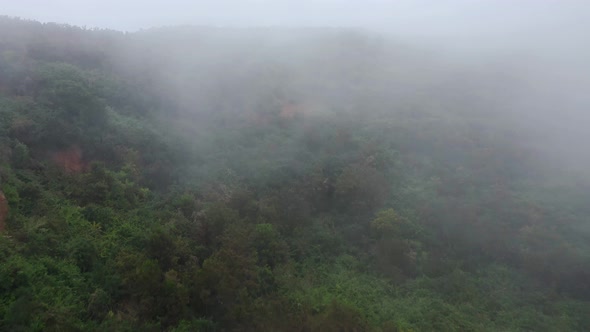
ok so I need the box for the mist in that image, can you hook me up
[2,2,588,228]
[7,0,586,169]
[5,0,589,197]
[1,1,590,330]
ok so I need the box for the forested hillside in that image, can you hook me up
[1,17,589,331]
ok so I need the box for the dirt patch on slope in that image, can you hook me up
[52,146,87,173]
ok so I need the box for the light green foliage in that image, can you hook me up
[251,223,289,268]
[371,208,402,235]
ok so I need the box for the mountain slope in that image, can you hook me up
[0,17,589,331]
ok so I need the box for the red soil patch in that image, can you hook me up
[52,146,87,173]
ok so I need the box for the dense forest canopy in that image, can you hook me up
[0,16,589,331]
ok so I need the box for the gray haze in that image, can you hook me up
[2,1,588,35]
[3,0,590,175]
[4,1,589,63]
[4,1,589,61]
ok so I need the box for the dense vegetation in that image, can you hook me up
[0,17,589,331]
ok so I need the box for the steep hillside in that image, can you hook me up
[0,17,589,331]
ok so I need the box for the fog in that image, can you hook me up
[5,1,588,61]
[3,0,590,174]
[4,1,588,37]
[2,2,590,328]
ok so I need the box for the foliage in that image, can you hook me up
[0,16,588,331]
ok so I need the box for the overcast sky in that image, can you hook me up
[2,1,589,57]
[1,0,587,33]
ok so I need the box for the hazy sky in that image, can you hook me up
[2,0,588,60]
[2,0,587,33]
